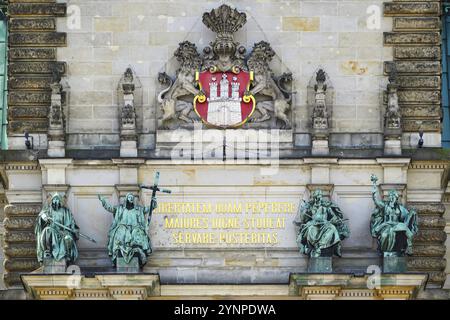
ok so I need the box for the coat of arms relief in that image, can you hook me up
[157,5,294,130]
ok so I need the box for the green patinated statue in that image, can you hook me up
[295,189,350,258]
[370,174,418,256]
[35,193,79,264]
[98,193,154,267]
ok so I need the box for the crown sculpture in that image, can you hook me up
[157,4,294,130]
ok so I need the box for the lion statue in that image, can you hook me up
[247,41,293,129]
[157,41,203,128]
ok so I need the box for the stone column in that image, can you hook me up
[120,68,138,158]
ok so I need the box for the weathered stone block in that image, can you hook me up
[393,17,440,30]
[409,203,445,215]
[418,216,446,229]
[9,61,65,74]
[403,120,440,132]
[281,17,320,32]
[397,90,439,104]
[3,217,35,230]
[412,245,446,257]
[384,3,440,16]
[426,271,447,285]
[384,32,439,45]
[394,46,440,60]
[9,48,56,60]
[8,91,51,105]
[407,257,446,271]
[9,106,48,119]
[9,32,66,46]
[4,231,36,243]
[397,76,440,88]
[9,18,56,31]
[401,105,441,118]
[4,244,36,258]
[9,3,66,17]
[414,229,447,243]
[8,119,48,134]
[4,258,40,272]
[4,204,41,216]
[384,61,440,74]
[9,77,52,90]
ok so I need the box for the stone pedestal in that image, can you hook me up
[48,140,66,158]
[307,184,334,200]
[308,257,332,273]
[311,138,329,156]
[384,138,401,156]
[120,140,138,157]
[43,258,67,274]
[383,256,407,273]
[117,257,140,273]
[289,273,427,300]
[21,273,160,300]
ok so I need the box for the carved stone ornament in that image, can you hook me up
[157,4,294,130]
[47,66,66,157]
[312,69,329,134]
[384,64,402,135]
[119,68,137,140]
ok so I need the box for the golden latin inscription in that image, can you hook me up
[153,201,296,246]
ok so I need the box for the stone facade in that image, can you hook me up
[0,0,449,299]
[383,1,442,148]
[7,0,67,150]
[52,0,392,151]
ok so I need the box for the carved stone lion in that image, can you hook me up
[157,41,203,128]
[247,41,293,129]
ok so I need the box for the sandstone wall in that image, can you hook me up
[54,0,392,149]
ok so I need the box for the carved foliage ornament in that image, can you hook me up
[157,5,294,130]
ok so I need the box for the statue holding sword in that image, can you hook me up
[35,193,95,265]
